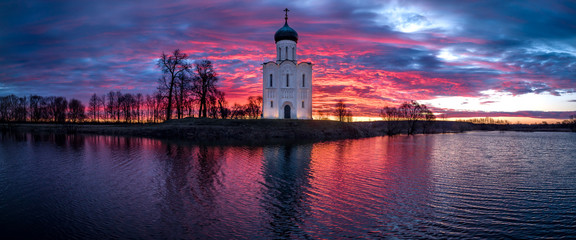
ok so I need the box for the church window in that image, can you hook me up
[286,74,289,87]
[302,101,305,108]
[286,47,288,60]
[269,74,273,87]
[292,48,295,59]
[271,101,273,108]
[302,74,305,87]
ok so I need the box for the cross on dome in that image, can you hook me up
[284,8,289,23]
[274,8,298,43]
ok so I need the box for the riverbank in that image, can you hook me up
[0,118,572,144]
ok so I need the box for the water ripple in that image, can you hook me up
[1,131,575,238]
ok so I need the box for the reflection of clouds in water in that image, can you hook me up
[3,132,573,238]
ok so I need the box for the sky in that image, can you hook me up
[1,0,575,122]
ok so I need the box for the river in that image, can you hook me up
[1,131,575,239]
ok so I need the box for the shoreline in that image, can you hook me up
[1,118,573,145]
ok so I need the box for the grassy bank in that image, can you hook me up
[1,118,572,145]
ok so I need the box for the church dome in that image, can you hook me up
[274,22,298,43]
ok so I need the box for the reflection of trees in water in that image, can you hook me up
[260,144,314,239]
[159,143,226,238]
[0,131,88,151]
[0,130,28,142]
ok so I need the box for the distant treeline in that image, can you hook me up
[0,93,263,123]
[0,49,268,124]
[461,116,576,127]
[379,100,436,135]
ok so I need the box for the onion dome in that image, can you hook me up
[274,8,298,43]
[274,22,298,43]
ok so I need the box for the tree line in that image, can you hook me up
[0,49,269,123]
[331,99,437,135]
[379,100,436,135]
[0,92,265,123]
[0,95,86,123]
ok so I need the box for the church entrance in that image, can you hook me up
[284,105,291,119]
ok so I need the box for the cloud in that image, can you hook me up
[0,0,574,120]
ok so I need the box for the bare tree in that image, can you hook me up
[230,103,246,119]
[99,94,106,122]
[208,95,219,118]
[119,93,134,123]
[43,96,56,122]
[106,91,117,122]
[345,110,353,122]
[334,100,352,122]
[0,95,27,122]
[380,106,402,135]
[157,49,191,121]
[216,91,229,119]
[68,98,86,123]
[53,97,68,123]
[29,95,43,122]
[399,100,421,135]
[152,92,164,123]
[562,114,576,131]
[398,100,436,135]
[422,106,436,133]
[135,93,143,123]
[175,72,191,119]
[192,59,219,118]
[88,93,99,122]
[245,96,263,119]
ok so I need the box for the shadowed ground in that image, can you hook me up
[0,118,572,145]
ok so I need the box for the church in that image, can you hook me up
[262,9,313,119]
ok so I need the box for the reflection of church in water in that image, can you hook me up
[263,9,313,119]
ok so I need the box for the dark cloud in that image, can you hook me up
[357,46,442,71]
[0,0,574,120]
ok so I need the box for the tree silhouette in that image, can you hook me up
[68,98,86,123]
[192,59,219,118]
[53,97,68,123]
[157,49,191,121]
[380,106,402,135]
[334,100,352,122]
[88,93,100,122]
[397,100,435,134]
[246,96,263,119]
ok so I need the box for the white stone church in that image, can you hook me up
[262,9,313,119]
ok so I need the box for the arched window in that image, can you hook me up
[271,101,273,108]
[285,47,288,60]
[292,47,295,59]
[302,74,305,87]
[269,74,273,87]
[278,48,281,59]
[286,74,289,87]
[302,101,305,108]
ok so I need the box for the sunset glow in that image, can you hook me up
[1,0,575,122]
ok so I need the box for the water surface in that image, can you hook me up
[1,131,575,239]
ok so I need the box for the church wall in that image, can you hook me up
[263,27,312,120]
[278,61,297,119]
[296,63,313,119]
[263,62,280,119]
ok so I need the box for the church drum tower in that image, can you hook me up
[263,9,313,119]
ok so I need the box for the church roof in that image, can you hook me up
[274,22,298,43]
[274,9,298,43]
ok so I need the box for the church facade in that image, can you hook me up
[262,9,313,119]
